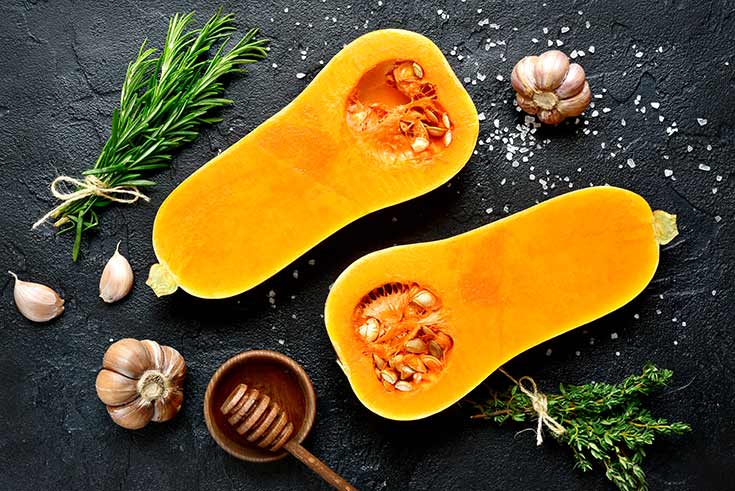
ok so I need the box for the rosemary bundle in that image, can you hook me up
[469,364,690,491]
[33,10,268,260]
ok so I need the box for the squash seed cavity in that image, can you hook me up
[352,282,453,393]
[346,60,453,158]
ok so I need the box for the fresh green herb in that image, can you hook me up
[468,364,690,491]
[34,10,268,260]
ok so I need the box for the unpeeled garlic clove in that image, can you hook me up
[99,243,134,303]
[534,50,570,90]
[8,271,64,323]
[95,369,139,406]
[103,338,151,379]
[107,397,154,430]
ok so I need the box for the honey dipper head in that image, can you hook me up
[220,384,295,451]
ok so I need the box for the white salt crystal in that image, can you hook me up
[296,72,306,79]
[697,118,708,126]
[561,26,570,33]
[611,332,619,339]
[664,169,674,177]
[650,102,660,109]
[627,158,636,168]
[478,112,486,121]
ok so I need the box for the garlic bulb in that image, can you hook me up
[511,50,591,124]
[99,243,134,303]
[8,271,64,322]
[96,338,186,429]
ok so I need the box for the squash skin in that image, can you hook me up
[325,187,662,420]
[151,29,479,298]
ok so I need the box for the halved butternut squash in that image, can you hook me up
[324,187,678,420]
[148,29,478,298]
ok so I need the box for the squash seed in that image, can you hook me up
[421,354,443,371]
[373,353,386,369]
[428,340,443,359]
[412,62,424,79]
[412,289,437,308]
[425,109,440,125]
[359,317,380,342]
[442,112,451,129]
[399,365,415,380]
[412,373,423,384]
[411,137,430,153]
[443,130,453,147]
[380,369,398,385]
[405,338,427,353]
[435,332,454,350]
[425,126,447,138]
[395,381,413,392]
[405,355,427,373]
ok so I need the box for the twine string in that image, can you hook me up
[499,367,565,446]
[32,175,150,229]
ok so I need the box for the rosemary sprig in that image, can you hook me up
[469,364,690,491]
[38,10,268,260]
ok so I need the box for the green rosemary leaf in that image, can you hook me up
[469,364,690,491]
[37,10,268,260]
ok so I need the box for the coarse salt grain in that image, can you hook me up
[699,163,711,171]
[697,118,708,126]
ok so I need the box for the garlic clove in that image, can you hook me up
[160,345,187,385]
[555,63,587,99]
[538,109,566,125]
[95,369,138,406]
[511,56,539,96]
[152,389,183,422]
[9,271,64,323]
[102,338,151,379]
[557,81,592,117]
[141,339,165,370]
[534,50,570,90]
[99,243,134,303]
[107,397,154,430]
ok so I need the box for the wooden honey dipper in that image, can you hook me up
[221,383,357,491]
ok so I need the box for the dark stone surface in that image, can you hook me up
[1,0,733,489]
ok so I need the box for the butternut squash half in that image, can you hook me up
[148,29,478,298]
[324,187,678,420]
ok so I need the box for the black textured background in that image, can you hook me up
[1,1,733,490]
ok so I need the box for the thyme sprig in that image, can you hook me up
[37,10,268,260]
[469,364,690,491]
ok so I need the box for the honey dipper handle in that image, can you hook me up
[283,440,358,491]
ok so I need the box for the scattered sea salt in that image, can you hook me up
[296,72,306,79]
[626,158,636,168]
[611,332,619,340]
[697,118,708,126]
[699,163,711,171]
[650,102,660,109]
[664,169,674,177]
[478,112,486,121]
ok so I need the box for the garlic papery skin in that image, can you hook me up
[99,243,133,303]
[9,271,64,322]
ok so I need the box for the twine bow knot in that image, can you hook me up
[499,368,565,446]
[32,175,150,229]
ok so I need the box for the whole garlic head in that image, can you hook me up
[95,338,186,429]
[511,50,591,124]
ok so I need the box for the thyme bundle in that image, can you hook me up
[469,364,690,491]
[33,10,268,260]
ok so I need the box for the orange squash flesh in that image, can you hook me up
[150,29,478,298]
[325,187,672,420]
